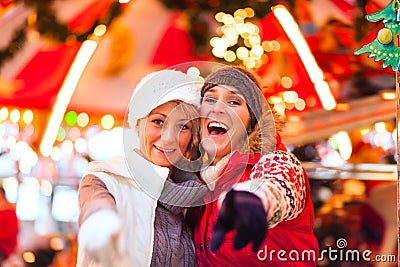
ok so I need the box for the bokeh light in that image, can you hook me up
[0,107,8,121]
[56,127,67,142]
[10,109,20,123]
[22,110,34,124]
[65,111,78,127]
[101,114,115,130]
[75,138,87,153]
[77,112,89,127]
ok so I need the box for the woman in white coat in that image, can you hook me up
[76,69,205,267]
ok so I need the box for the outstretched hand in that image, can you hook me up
[210,190,267,253]
[78,209,122,266]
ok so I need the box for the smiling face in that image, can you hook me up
[200,85,251,164]
[137,101,194,168]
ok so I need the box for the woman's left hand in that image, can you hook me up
[210,190,267,253]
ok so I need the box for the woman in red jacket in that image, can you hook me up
[193,66,319,266]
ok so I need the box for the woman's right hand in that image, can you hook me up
[78,209,122,266]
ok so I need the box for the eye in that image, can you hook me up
[177,123,190,130]
[151,119,164,126]
[228,99,242,106]
[203,96,217,104]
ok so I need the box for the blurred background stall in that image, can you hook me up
[0,0,397,266]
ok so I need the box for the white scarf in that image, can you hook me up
[200,153,232,190]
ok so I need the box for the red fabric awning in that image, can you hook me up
[2,43,81,109]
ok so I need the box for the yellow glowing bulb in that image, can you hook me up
[94,24,107,37]
[0,107,9,121]
[270,40,281,51]
[261,54,269,64]
[254,59,263,68]
[249,35,261,46]
[10,109,20,123]
[283,90,298,103]
[244,7,255,18]
[212,47,226,58]
[274,102,286,115]
[294,98,306,111]
[215,12,225,22]
[244,38,252,48]
[374,122,386,133]
[234,9,247,19]
[213,37,227,49]
[244,57,256,68]
[251,45,264,57]
[225,30,238,43]
[234,16,244,24]
[224,50,236,62]
[77,112,89,127]
[101,114,115,130]
[221,25,230,35]
[222,14,235,25]
[23,251,36,263]
[23,110,34,124]
[234,22,246,34]
[262,41,273,52]
[270,95,283,104]
[380,90,396,100]
[210,37,218,47]
[236,47,249,60]
[336,131,352,160]
[50,237,64,251]
[241,31,250,39]
[281,77,293,89]
[245,22,256,34]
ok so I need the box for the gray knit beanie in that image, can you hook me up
[201,66,264,131]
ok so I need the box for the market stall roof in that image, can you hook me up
[0,0,394,117]
[280,94,396,146]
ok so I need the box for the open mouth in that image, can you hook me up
[153,144,176,153]
[207,121,228,135]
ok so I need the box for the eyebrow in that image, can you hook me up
[149,112,191,122]
[148,112,167,118]
[205,87,245,100]
[205,87,243,96]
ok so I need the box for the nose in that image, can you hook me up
[211,100,226,114]
[161,126,176,146]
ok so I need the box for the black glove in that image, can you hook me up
[210,190,267,253]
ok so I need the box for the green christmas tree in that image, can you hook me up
[355,0,400,71]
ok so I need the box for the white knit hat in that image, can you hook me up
[125,69,201,148]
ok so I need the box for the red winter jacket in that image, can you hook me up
[193,136,318,266]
